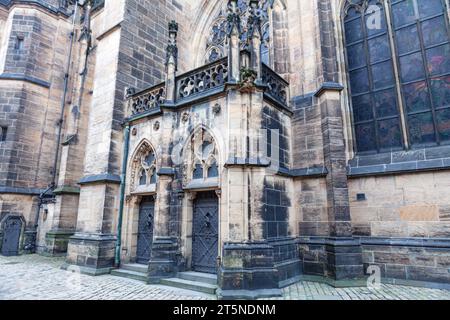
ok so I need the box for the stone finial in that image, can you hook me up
[248,0,262,39]
[166,20,179,71]
[226,0,241,36]
[165,21,178,103]
[168,20,179,34]
[227,0,241,83]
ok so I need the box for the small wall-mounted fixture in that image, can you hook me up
[357,193,366,201]
[131,127,137,136]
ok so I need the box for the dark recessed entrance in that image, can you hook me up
[1,216,22,256]
[192,191,219,274]
[136,197,155,264]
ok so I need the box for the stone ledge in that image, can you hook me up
[314,82,344,97]
[78,174,121,185]
[0,186,46,195]
[0,73,51,88]
[299,274,368,288]
[217,288,282,300]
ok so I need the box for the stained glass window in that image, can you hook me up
[205,0,272,65]
[344,0,450,152]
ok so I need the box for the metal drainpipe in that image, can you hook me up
[30,3,80,252]
[52,2,79,186]
[115,123,131,267]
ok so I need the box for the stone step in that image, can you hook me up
[177,271,217,285]
[161,277,217,295]
[111,269,147,282]
[121,263,148,273]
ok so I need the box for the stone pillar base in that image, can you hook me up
[325,237,365,283]
[218,242,283,300]
[148,237,180,283]
[41,230,74,257]
[299,236,366,287]
[64,233,116,275]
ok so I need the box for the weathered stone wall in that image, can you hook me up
[0,4,73,256]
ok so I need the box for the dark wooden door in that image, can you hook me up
[1,216,22,256]
[136,198,155,264]
[192,191,219,274]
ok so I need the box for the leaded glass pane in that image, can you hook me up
[348,42,366,69]
[436,108,450,141]
[374,89,398,118]
[139,170,147,186]
[352,94,373,122]
[426,44,450,76]
[365,5,387,37]
[350,68,370,94]
[368,35,391,64]
[371,61,395,89]
[403,81,432,113]
[392,0,417,28]
[417,0,444,19]
[408,112,436,144]
[378,118,403,149]
[422,16,448,47]
[430,76,450,109]
[399,52,426,82]
[193,164,203,180]
[207,162,219,178]
[396,25,420,55]
[150,172,157,184]
[355,123,377,152]
[345,18,363,44]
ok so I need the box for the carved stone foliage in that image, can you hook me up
[130,84,166,116]
[183,128,219,185]
[130,141,158,193]
[262,64,288,105]
[177,58,229,99]
[205,0,272,64]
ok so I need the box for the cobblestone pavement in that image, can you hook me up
[1,255,450,300]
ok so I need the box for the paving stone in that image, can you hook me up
[1,255,450,300]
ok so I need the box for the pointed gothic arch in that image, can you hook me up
[182,127,220,185]
[129,139,159,193]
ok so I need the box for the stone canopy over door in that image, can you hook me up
[192,191,219,274]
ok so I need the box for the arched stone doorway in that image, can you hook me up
[1,216,23,256]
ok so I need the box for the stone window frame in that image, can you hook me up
[184,128,220,183]
[129,140,159,194]
[342,0,450,155]
[204,0,273,66]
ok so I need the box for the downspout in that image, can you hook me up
[30,3,80,252]
[52,2,79,185]
[115,123,131,267]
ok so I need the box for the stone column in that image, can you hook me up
[315,0,364,286]
[148,21,179,283]
[227,0,241,84]
[64,8,124,274]
[45,2,92,257]
[218,3,283,298]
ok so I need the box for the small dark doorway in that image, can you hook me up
[192,191,219,274]
[1,216,22,256]
[136,197,155,264]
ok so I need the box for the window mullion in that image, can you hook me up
[385,0,410,150]
[362,4,381,153]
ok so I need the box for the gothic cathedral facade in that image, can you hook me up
[0,0,450,298]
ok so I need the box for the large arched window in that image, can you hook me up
[205,0,272,65]
[344,0,450,153]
